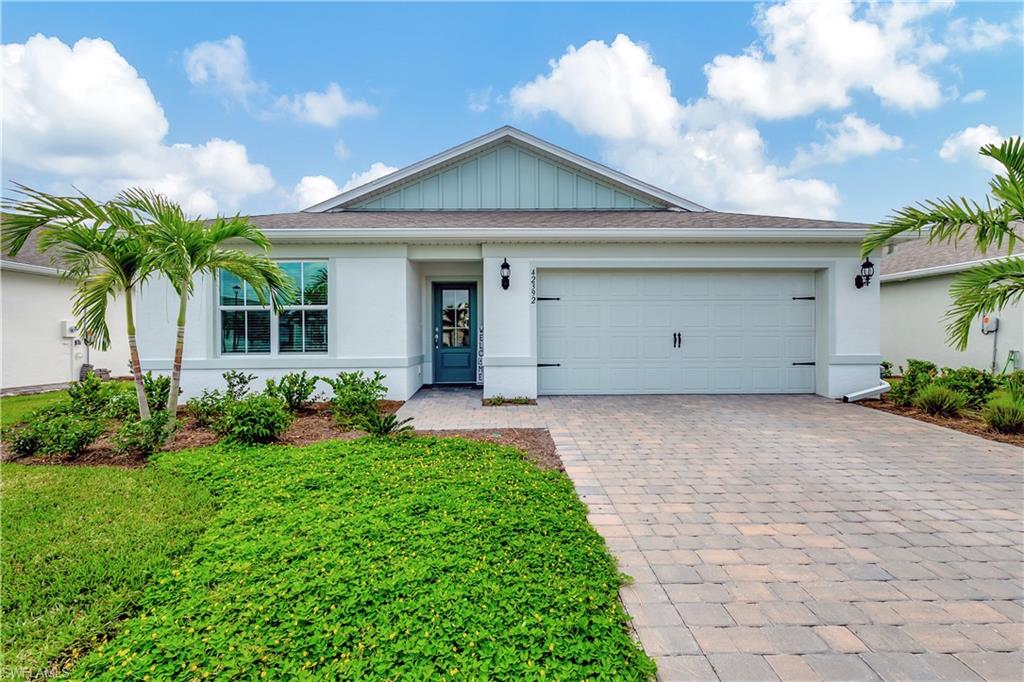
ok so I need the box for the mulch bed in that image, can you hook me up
[417,428,561,471]
[481,398,538,406]
[4,402,564,472]
[860,396,1024,448]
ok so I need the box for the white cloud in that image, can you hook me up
[939,124,1005,172]
[2,34,273,216]
[789,115,902,171]
[183,35,263,101]
[510,33,839,218]
[961,89,987,103]
[291,162,398,209]
[274,83,375,127]
[946,16,1017,51]
[467,87,492,113]
[704,0,947,119]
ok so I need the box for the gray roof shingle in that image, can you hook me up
[244,210,870,231]
[880,237,1024,276]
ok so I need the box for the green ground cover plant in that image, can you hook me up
[0,464,212,678]
[70,438,654,680]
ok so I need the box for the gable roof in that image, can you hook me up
[304,126,708,213]
[0,230,61,276]
[880,237,1024,281]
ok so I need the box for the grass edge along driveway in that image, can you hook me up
[7,437,655,680]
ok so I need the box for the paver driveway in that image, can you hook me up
[400,390,1024,681]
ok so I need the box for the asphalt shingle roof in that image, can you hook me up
[242,210,870,231]
[880,237,1024,276]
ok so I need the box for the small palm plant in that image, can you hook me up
[2,184,158,418]
[359,411,415,437]
[862,137,1024,350]
[117,189,294,432]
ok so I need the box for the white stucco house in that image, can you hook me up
[880,238,1024,373]
[1,231,130,392]
[136,127,882,401]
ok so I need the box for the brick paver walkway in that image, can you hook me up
[399,389,1024,681]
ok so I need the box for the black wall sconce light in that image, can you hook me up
[855,258,875,289]
[500,258,511,290]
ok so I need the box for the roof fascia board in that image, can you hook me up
[259,226,868,243]
[0,260,60,277]
[303,126,708,213]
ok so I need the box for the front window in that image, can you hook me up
[219,261,328,355]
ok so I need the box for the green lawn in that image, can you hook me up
[0,464,213,679]
[1,390,70,427]
[4,438,654,680]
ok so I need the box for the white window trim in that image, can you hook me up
[216,259,329,357]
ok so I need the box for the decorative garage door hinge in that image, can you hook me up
[792,361,816,366]
[536,297,561,301]
[537,363,561,367]
[791,296,816,300]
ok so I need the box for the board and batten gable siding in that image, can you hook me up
[347,143,660,211]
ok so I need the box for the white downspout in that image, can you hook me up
[843,381,891,403]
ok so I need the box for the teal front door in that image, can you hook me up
[432,283,477,384]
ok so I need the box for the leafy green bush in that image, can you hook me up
[70,438,654,680]
[104,390,140,420]
[142,371,172,411]
[890,358,937,406]
[913,384,967,417]
[214,395,292,444]
[934,366,999,407]
[1000,370,1024,401]
[7,425,43,457]
[264,371,321,412]
[186,389,228,427]
[880,360,894,379]
[359,411,414,437]
[66,372,107,413]
[323,370,387,428]
[113,413,170,457]
[222,370,257,400]
[984,391,1024,434]
[29,414,104,456]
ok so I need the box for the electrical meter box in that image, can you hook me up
[61,320,79,338]
[981,315,999,333]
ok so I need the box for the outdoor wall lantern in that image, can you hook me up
[855,258,875,289]
[500,258,511,290]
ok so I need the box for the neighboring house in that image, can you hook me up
[880,238,1024,373]
[136,126,881,400]
[1,232,130,391]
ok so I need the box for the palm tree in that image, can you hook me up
[117,189,294,429]
[863,137,1024,350]
[2,185,157,418]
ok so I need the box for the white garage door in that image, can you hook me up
[537,270,816,395]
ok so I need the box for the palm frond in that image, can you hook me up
[945,256,1024,350]
[71,271,121,351]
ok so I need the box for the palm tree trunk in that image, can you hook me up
[165,285,189,428]
[124,285,151,420]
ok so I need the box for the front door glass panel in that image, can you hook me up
[441,289,470,347]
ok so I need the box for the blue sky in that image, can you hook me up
[2,1,1021,222]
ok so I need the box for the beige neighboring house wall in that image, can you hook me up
[1,247,130,391]
[880,238,1024,373]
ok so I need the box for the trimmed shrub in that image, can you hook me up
[323,371,387,428]
[104,390,140,420]
[31,414,104,456]
[186,390,228,428]
[67,372,107,414]
[113,413,170,457]
[142,372,172,411]
[934,367,999,408]
[264,371,321,412]
[223,371,257,400]
[913,384,967,417]
[889,359,937,406]
[984,391,1024,434]
[214,395,292,444]
[7,425,43,457]
[880,360,894,379]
